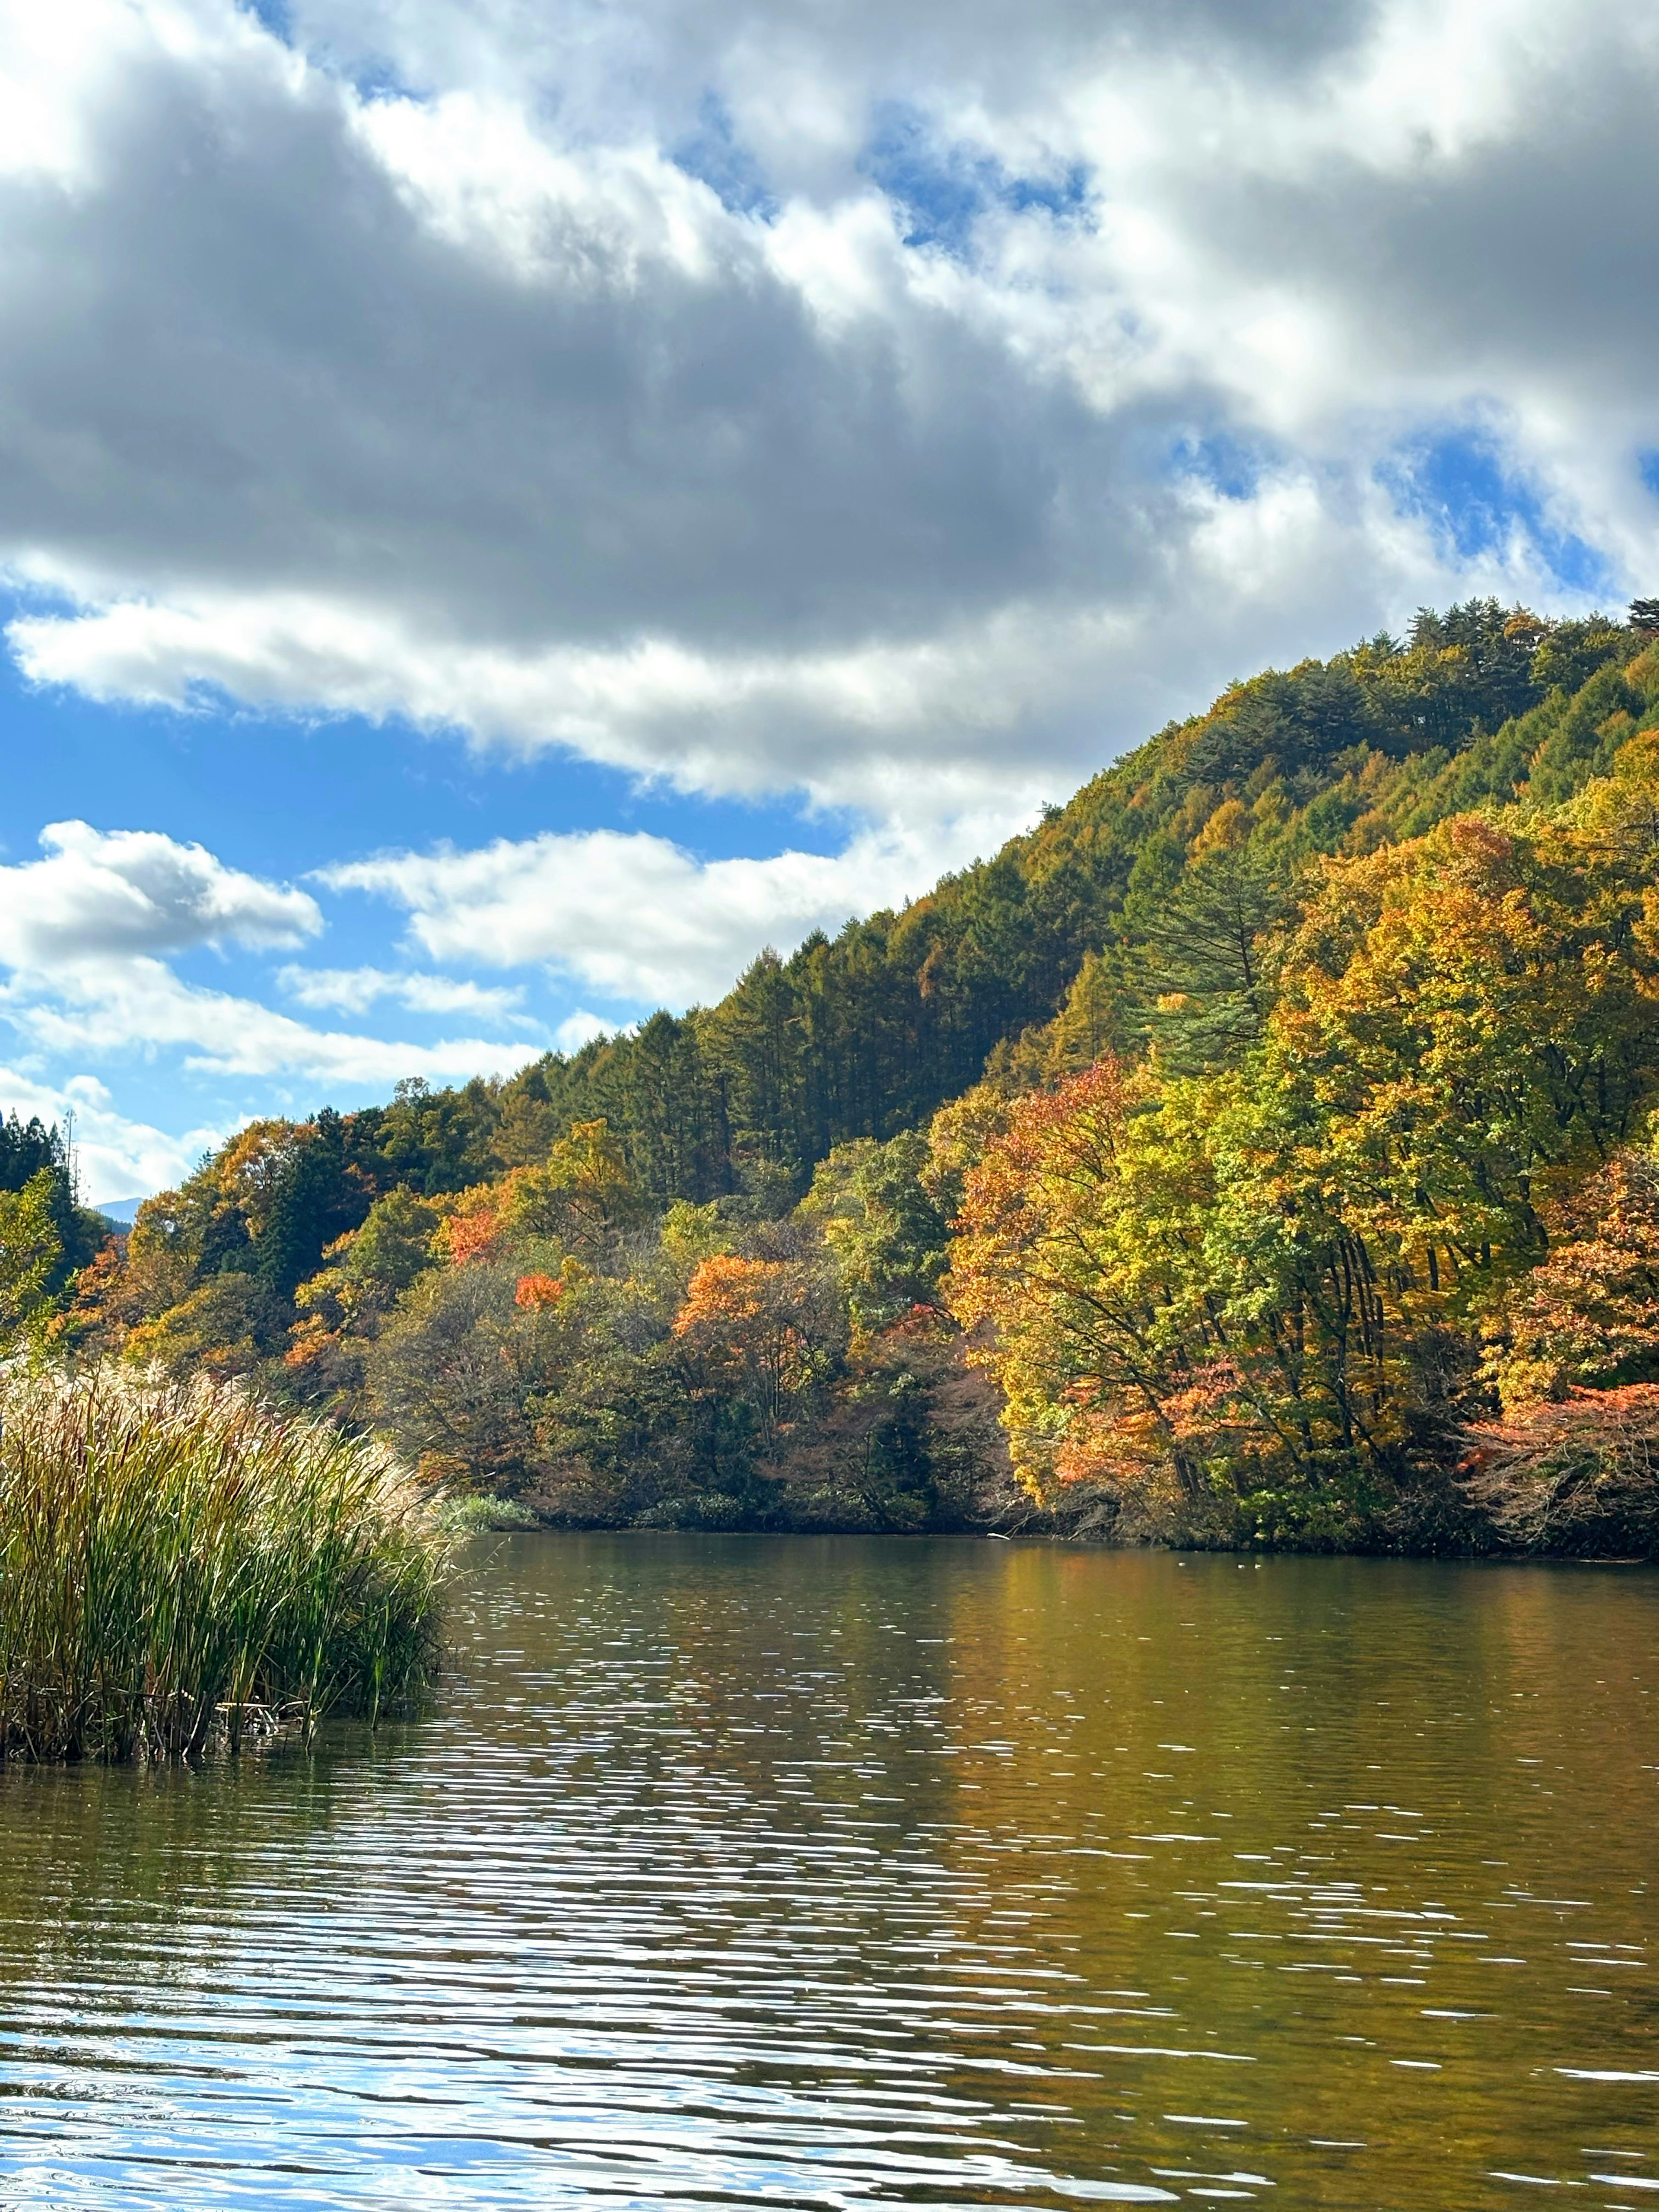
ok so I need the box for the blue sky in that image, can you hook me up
[2,0,1656,1200]
[0,638,863,1181]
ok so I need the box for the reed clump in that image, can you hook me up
[0,1368,449,1762]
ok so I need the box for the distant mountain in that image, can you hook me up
[92,1197,146,1227]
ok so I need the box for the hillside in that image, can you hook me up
[374,599,1650,1203]
[25,597,1659,1549]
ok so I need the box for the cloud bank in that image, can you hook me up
[0,825,542,1106]
[324,815,1004,1006]
[0,0,1653,830]
[0,821,319,967]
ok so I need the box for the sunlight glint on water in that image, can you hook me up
[0,1538,1654,2209]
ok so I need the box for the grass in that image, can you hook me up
[0,1368,449,1762]
[432,1493,542,1534]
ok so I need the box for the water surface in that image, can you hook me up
[0,1538,1655,2208]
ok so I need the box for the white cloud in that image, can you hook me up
[8,590,1101,818]
[4,955,540,1087]
[554,1010,614,1054]
[1,0,1654,832]
[0,1066,224,1206]
[0,824,541,1100]
[6,478,1550,822]
[1,0,1655,1176]
[0,821,319,966]
[276,963,527,1020]
[324,814,1012,1007]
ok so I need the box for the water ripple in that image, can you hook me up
[0,1538,1654,2209]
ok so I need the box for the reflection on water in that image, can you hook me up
[0,1538,1655,2209]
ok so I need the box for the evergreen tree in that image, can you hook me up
[1138,834,1294,1073]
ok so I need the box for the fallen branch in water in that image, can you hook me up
[1460,1383,1659,1554]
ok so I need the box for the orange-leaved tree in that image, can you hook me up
[429,1122,646,1273]
[432,1184,505,1268]
[1480,1149,1659,1408]
[671,1252,843,1451]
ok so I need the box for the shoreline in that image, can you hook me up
[463,1513,1659,1565]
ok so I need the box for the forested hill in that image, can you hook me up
[390,599,1650,1202]
[19,594,1659,1549]
[27,597,1650,1300]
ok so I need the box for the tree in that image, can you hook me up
[803,1129,950,1327]
[944,1060,1243,1510]
[253,1111,370,1300]
[1271,810,1659,1294]
[284,1187,446,1401]
[35,601,1659,1550]
[122,1272,290,1382]
[0,1115,105,1287]
[0,1171,63,1351]
[432,1182,507,1268]
[336,1187,443,1312]
[497,1120,649,1253]
[366,1264,548,1487]
[1481,1150,1659,1408]
[944,798,1659,1541]
[672,1250,845,1452]
[0,1114,59,1191]
[1136,825,1294,1072]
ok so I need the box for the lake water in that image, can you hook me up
[0,1536,1655,2209]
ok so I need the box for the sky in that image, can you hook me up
[1,0,1657,1203]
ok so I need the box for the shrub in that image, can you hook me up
[432,1493,541,1533]
[1460,1384,1659,1554]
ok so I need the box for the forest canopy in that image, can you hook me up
[15,600,1659,1552]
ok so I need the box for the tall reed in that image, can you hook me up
[0,1369,449,1761]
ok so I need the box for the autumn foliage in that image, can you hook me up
[1462,1386,1659,1552]
[673,1253,843,1449]
[33,602,1659,1549]
[946,775,1659,1546]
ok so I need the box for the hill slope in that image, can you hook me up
[469,600,1648,1197]
[38,597,1659,1550]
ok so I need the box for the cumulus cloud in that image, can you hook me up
[6,481,1501,820]
[0,1065,224,1205]
[0,823,540,1096]
[5,955,540,1086]
[0,821,318,968]
[3,0,1656,1175]
[1,0,1654,829]
[554,1010,614,1054]
[324,814,1011,1007]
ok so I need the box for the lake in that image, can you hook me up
[0,1536,1654,2209]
